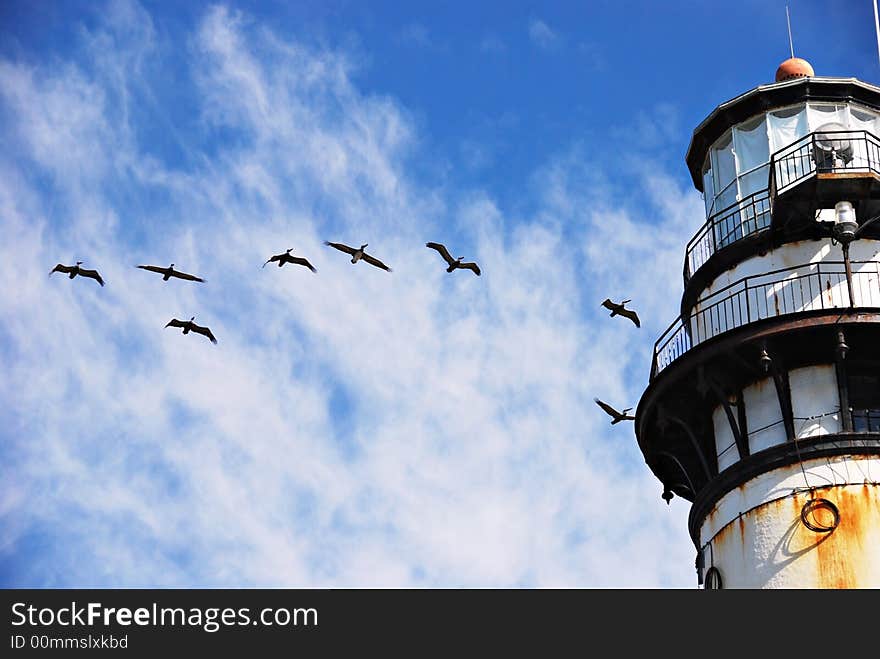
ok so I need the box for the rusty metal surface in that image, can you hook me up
[708,483,880,588]
[816,171,879,180]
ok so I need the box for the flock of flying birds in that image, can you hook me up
[594,298,641,426]
[49,239,641,426]
[49,241,482,344]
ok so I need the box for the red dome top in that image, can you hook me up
[775,57,814,82]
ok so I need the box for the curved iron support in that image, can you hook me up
[652,449,697,497]
[706,380,749,460]
[769,364,796,443]
[665,414,716,481]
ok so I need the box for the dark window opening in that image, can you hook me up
[848,372,880,432]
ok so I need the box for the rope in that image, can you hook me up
[801,498,840,533]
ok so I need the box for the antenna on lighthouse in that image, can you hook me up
[785,5,795,59]
[874,0,880,66]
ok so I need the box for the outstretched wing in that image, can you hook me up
[78,268,104,286]
[594,398,621,419]
[165,318,185,329]
[191,323,218,344]
[49,263,74,276]
[361,253,392,272]
[620,308,641,328]
[426,242,455,266]
[137,265,167,275]
[170,270,205,283]
[290,256,317,273]
[262,254,281,268]
[324,241,357,256]
[600,298,616,311]
[460,261,481,276]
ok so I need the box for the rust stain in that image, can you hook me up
[774,292,780,316]
[793,485,878,588]
[750,377,774,397]
[704,484,880,588]
[817,172,874,180]
[711,510,747,553]
[813,491,853,588]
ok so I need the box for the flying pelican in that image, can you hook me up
[426,242,481,276]
[262,249,316,272]
[49,261,104,286]
[324,242,392,272]
[165,317,217,344]
[137,263,204,282]
[594,398,636,424]
[601,298,640,328]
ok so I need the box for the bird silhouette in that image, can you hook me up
[426,242,481,276]
[49,261,104,286]
[262,249,316,272]
[594,398,636,424]
[324,242,391,271]
[601,298,640,327]
[137,263,204,282]
[165,317,217,344]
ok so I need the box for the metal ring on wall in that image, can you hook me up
[704,566,723,590]
[800,498,840,533]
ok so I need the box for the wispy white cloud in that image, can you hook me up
[398,22,432,48]
[577,40,606,71]
[614,102,682,151]
[0,2,698,587]
[479,34,507,54]
[528,19,560,50]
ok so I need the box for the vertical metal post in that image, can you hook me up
[842,242,856,308]
[835,330,853,433]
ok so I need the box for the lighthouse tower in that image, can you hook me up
[636,58,880,588]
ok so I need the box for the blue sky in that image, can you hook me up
[0,1,875,588]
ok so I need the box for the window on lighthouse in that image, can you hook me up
[711,132,737,216]
[733,115,770,199]
[698,102,880,269]
[848,370,880,432]
[732,115,771,240]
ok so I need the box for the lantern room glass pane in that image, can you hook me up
[848,106,880,169]
[712,132,736,196]
[739,164,769,200]
[734,115,770,175]
[849,106,879,131]
[703,163,714,215]
[807,103,848,131]
[768,104,808,153]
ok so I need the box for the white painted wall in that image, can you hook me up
[689,239,880,346]
[712,366,842,473]
[713,404,739,472]
[743,378,786,454]
[698,456,880,588]
[702,238,880,298]
[790,365,841,438]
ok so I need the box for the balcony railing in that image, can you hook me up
[853,409,880,432]
[684,190,771,281]
[683,129,880,284]
[771,129,880,195]
[652,260,880,379]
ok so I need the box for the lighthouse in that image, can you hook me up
[636,58,880,588]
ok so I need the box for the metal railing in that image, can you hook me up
[652,260,880,378]
[683,129,880,284]
[685,190,771,281]
[852,409,880,432]
[771,129,880,195]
